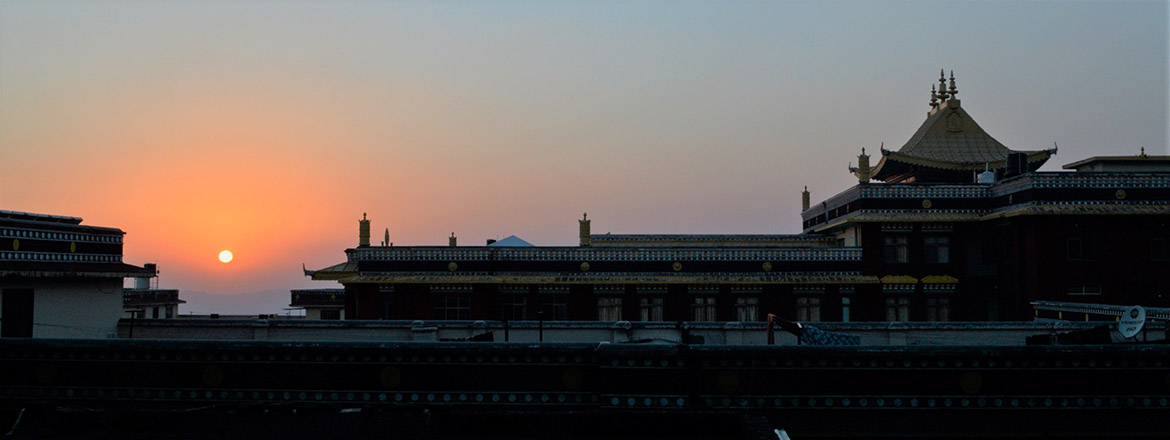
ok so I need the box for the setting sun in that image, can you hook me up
[218,250,233,263]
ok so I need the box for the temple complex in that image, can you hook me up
[308,71,1169,322]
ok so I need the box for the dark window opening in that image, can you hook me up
[499,294,527,321]
[924,235,950,264]
[691,297,716,321]
[597,297,622,321]
[541,295,568,320]
[639,297,664,321]
[434,295,471,320]
[883,235,909,263]
[1066,284,1102,296]
[320,309,342,320]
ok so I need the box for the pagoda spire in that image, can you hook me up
[937,69,950,101]
[930,84,939,108]
[948,70,958,98]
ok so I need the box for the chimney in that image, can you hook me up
[358,213,370,247]
[857,148,871,183]
[801,187,810,212]
[449,232,457,247]
[578,213,591,246]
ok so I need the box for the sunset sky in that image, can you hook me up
[2,1,1166,314]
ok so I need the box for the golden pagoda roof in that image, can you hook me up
[864,71,1054,182]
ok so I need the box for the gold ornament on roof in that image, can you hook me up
[937,69,950,101]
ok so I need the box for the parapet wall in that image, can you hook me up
[117,319,1166,345]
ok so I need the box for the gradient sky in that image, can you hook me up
[2,1,1166,314]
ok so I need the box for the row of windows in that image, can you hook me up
[883,235,950,264]
[2,229,121,243]
[884,235,1167,265]
[127,305,175,319]
[435,284,1131,319]
[430,294,958,323]
[598,296,752,322]
[0,252,121,263]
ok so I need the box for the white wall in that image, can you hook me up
[1,278,122,339]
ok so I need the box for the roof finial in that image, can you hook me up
[948,70,957,97]
[930,84,939,107]
[937,69,950,101]
[1140,147,1146,157]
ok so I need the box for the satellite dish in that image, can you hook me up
[1118,305,1146,339]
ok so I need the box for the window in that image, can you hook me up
[926,297,950,322]
[883,235,909,263]
[320,309,341,320]
[1152,239,1167,262]
[1067,238,1095,261]
[796,296,821,322]
[1066,285,1102,296]
[639,297,664,321]
[885,297,910,322]
[541,295,568,320]
[499,294,527,320]
[841,297,851,323]
[924,236,950,264]
[165,306,174,319]
[597,297,622,321]
[435,295,471,320]
[691,297,717,321]
[151,307,159,319]
[735,297,759,321]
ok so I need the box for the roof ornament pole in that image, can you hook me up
[930,84,939,108]
[937,69,949,101]
[948,70,958,98]
[856,147,871,184]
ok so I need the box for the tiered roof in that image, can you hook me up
[860,71,1055,183]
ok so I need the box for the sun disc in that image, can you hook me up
[218,250,233,263]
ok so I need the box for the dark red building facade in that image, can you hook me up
[309,73,1169,322]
